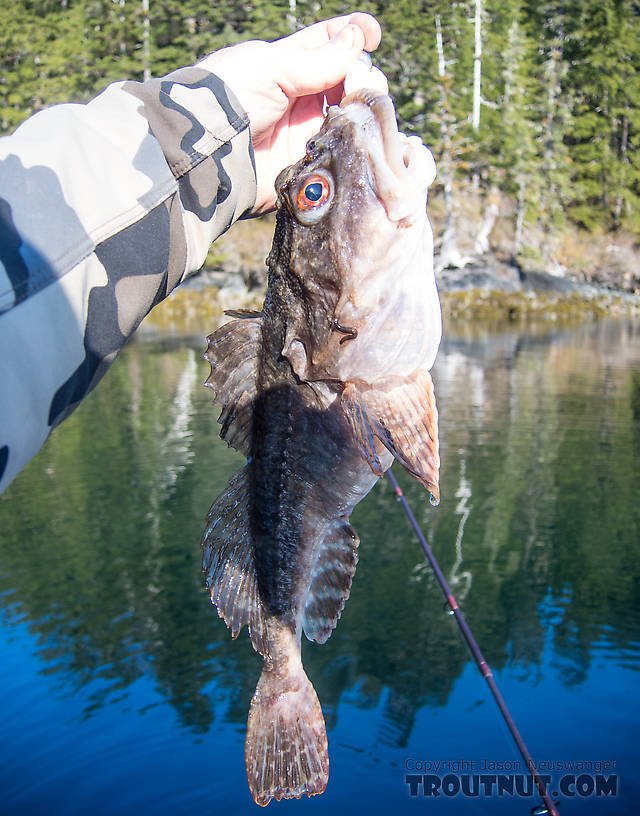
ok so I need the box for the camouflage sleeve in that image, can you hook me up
[0,63,257,493]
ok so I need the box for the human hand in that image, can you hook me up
[199,13,383,215]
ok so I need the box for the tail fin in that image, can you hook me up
[245,662,329,806]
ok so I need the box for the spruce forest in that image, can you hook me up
[2,0,639,272]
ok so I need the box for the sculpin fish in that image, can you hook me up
[201,87,441,806]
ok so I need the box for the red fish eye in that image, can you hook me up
[296,175,331,210]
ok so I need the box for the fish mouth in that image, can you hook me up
[337,89,435,222]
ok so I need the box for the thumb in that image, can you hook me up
[283,24,366,95]
[328,21,367,53]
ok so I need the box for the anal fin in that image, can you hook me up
[303,521,359,644]
[342,370,440,502]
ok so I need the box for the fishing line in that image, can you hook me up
[386,468,559,816]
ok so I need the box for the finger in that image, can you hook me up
[326,12,382,50]
[280,12,381,52]
[324,83,344,108]
[276,24,374,97]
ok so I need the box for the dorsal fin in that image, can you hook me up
[204,316,261,456]
[341,369,440,502]
[201,466,268,657]
[302,521,359,644]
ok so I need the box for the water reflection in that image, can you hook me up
[1,319,639,750]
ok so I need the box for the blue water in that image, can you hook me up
[1,319,639,814]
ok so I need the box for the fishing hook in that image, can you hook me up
[331,318,358,344]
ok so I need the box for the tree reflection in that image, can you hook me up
[1,319,639,745]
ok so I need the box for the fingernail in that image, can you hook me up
[332,24,362,49]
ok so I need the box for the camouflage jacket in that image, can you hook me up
[0,63,256,493]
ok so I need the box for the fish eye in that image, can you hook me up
[296,175,331,210]
[293,171,334,224]
[304,181,324,202]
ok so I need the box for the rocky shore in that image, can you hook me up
[143,193,640,336]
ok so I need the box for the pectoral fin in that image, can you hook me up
[342,370,440,502]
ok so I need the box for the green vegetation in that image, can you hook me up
[2,1,639,241]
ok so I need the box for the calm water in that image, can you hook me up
[1,318,639,815]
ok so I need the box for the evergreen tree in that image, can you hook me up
[1,1,88,131]
[565,0,640,230]
[1,0,640,240]
[520,0,576,260]
[499,10,543,257]
[84,0,145,89]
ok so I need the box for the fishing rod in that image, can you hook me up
[386,468,559,816]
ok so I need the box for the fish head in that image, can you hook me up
[272,88,441,385]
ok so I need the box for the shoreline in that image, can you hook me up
[144,199,640,331]
[138,262,640,343]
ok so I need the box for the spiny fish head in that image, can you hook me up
[271,89,441,385]
[277,89,435,225]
